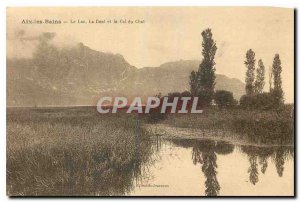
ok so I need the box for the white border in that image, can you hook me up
[1,0,298,201]
[0,0,299,7]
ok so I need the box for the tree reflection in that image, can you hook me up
[248,156,259,185]
[201,146,220,196]
[173,139,234,196]
[241,145,293,184]
[272,146,293,177]
[259,156,268,174]
[172,138,293,194]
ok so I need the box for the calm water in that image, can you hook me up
[128,138,294,196]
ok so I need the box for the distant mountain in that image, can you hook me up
[7,43,136,106]
[121,60,245,99]
[7,43,245,106]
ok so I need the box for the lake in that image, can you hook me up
[129,138,294,196]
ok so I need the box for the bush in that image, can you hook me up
[253,93,275,110]
[240,95,254,108]
[214,90,236,108]
[181,91,192,97]
[168,91,192,97]
[240,93,278,110]
[168,92,181,97]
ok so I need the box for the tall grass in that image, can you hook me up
[7,107,154,196]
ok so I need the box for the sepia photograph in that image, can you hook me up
[6,7,294,196]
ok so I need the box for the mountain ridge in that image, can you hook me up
[7,43,245,106]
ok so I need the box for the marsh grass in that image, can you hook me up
[7,107,154,196]
[161,106,294,145]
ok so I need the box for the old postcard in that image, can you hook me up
[6,7,294,196]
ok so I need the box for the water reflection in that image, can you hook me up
[57,136,294,196]
[172,139,234,196]
[241,145,294,184]
[131,138,294,196]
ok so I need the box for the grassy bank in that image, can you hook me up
[158,105,294,145]
[7,107,153,196]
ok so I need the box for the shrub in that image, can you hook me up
[240,92,279,110]
[252,92,275,110]
[240,95,254,108]
[214,90,236,108]
[181,91,192,97]
[168,92,181,97]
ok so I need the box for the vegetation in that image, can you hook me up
[188,29,286,111]
[161,106,294,146]
[244,49,256,96]
[240,92,277,110]
[272,54,284,106]
[240,50,285,110]
[214,90,236,109]
[190,29,217,105]
[7,107,154,196]
[254,59,265,94]
[167,35,292,145]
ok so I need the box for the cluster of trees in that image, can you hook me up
[189,28,284,109]
[241,49,284,109]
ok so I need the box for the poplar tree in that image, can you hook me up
[272,54,284,105]
[189,28,217,105]
[244,49,256,96]
[254,59,265,94]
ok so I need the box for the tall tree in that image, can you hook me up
[198,29,217,105]
[244,49,256,96]
[189,29,217,104]
[272,54,284,105]
[254,59,265,94]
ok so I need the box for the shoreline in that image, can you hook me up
[142,123,294,148]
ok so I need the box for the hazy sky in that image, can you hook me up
[7,7,294,102]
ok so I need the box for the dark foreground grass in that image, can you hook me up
[7,107,154,196]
